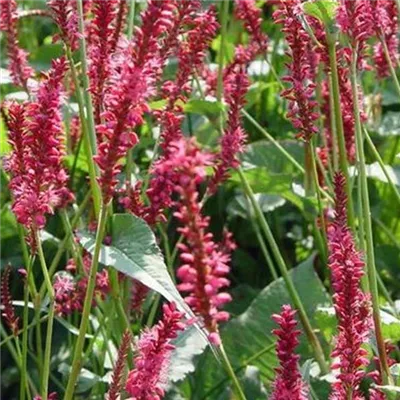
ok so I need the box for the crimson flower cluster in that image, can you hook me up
[107,330,131,400]
[328,173,371,399]
[273,0,319,142]
[270,305,308,400]
[95,1,176,204]
[125,302,185,399]
[211,68,249,192]
[0,0,33,89]
[88,0,118,126]
[48,0,79,51]
[5,58,73,251]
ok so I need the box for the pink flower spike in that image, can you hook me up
[270,305,308,400]
[273,0,319,142]
[327,173,371,399]
[125,302,185,399]
[0,0,33,89]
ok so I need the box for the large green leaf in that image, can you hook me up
[79,214,196,320]
[193,256,331,398]
[303,0,339,25]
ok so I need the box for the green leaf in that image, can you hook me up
[79,214,198,321]
[183,99,226,118]
[194,256,330,398]
[240,140,304,175]
[378,111,400,136]
[227,193,286,219]
[167,325,208,385]
[303,0,339,25]
[58,364,100,394]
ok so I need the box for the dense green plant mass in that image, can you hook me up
[1,1,400,400]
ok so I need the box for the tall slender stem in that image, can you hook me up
[36,232,55,399]
[327,35,355,228]
[20,255,34,400]
[380,34,400,98]
[64,204,108,400]
[350,51,392,385]
[216,0,230,102]
[66,48,101,216]
[238,167,329,374]
[218,344,247,400]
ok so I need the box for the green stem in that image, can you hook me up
[64,204,108,400]
[327,74,338,171]
[327,35,355,228]
[218,344,247,400]
[36,232,55,399]
[66,48,101,216]
[364,128,400,207]
[238,167,329,374]
[350,51,392,385]
[127,0,136,40]
[38,191,91,298]
[216,0,229,102]
[380,34,400,98]
[20,255,34,400]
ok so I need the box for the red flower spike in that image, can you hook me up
[107,330,131,400]
[371,0,399,78]
[48,0,79,51]
[1,265,20,336]
[235,0,268,55]
[88,0,118,126]
[270,305,308,400]
[211,67,249,191]
[273,0,319,142]
[0,0,33,88]
[328,173,371,399]
[125,302,185,399]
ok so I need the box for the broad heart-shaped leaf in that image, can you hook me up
[303,0,339,25]
[79,214,194,319]
[191,256,331,399]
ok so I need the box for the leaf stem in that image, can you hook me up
[238,167,329,374]
[350,50,392,385]
[64,204,108,400]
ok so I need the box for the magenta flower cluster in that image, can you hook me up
[270,305,308,400]
[5,58,73,251]
[328,173,371,399]
[125,302,185,400]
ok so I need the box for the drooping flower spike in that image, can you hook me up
[270,305,308,400]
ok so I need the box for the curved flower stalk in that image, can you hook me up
[210,67,249,191]
[371,0,399,78]
[1,265,20,336]
[48,0,79,51]
[0,0,33,89]
[125,302,185,399]
[5,58,73,251]
[328,173,371,399]
[273,0,319,142]
[270,305,308,400]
